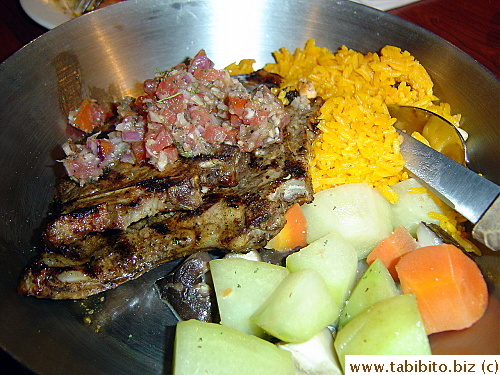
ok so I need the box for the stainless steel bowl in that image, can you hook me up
[0,1,498,373]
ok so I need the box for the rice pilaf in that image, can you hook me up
[261,39,461,203]
[229,40,477,253]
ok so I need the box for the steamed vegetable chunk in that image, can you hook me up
[251,268,338,343]
[277,328,342,375]
[396,244,488,334]
[366,225,418,281]
[210,258,289,337]
[390,178,443,235]
[338,258,401,328]
[301,183,393,258]
[286,231,358,320]
[174,319,295,375]
[334,294,431,370]
[267,203,308,252]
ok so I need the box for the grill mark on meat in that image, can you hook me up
[68,205,101,218]
[285,159,306,177]
[44,146,247,248]
[20,193,284,299]
[19,96,322,299]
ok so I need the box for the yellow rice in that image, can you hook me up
[260,39,461,203]
[227,40,476,253]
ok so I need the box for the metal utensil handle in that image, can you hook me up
[473,194,500,251]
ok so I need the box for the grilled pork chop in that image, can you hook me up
[44,145,247,248]
[19,96,322,299]
[43,70,289,249]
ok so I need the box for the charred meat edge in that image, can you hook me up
[43,71,287,249]
[44,146,246,248]
[19,97,322,299]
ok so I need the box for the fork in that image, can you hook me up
[73,0,105,15]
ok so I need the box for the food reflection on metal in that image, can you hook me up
[72,271,169,335]
[156,252,216,322]
[387,105,468,166]
[421,222,465,250]
[392,119,500,250]
[53,51,83,116]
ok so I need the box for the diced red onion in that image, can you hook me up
[121,131,143,143]
[86,137,99,155]
[188,51,214,73]
[120,151,136,164]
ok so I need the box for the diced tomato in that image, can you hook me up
[131,142,147,163]
[144,126,174,157]
[228,97,249,117]
[229,113,243,127]
[156,78,177,98]
[162,145,179,162]
[96,139,114,161]
[159,108,178,126]
[72,100,94,133]
[193,68,225,82]
[156,74,185,99]
[160,93,185,113]
[203,124,227,143]
[143,78,160,96]
[224,128,239,144]
[70,99,112,133]
[189,105,212,126]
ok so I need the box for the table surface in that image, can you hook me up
[0,0,498,373]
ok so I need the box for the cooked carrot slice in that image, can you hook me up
[366,225,418,281]
[266,203,307,252]
[395,244,488,335]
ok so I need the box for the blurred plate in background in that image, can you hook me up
[20,0,72,29]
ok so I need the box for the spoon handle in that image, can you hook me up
[397,130,500,251]
[473,195,500,251]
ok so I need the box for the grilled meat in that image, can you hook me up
[44,67,290,249]
[19,95,322,300]
[44,145,247,248]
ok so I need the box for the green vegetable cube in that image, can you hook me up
[286,231,358,321]
[251,268,338,343]
[210,258,289,337]
[338,258,401,328]
[174,319,295,375]
[334,294,431,370]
